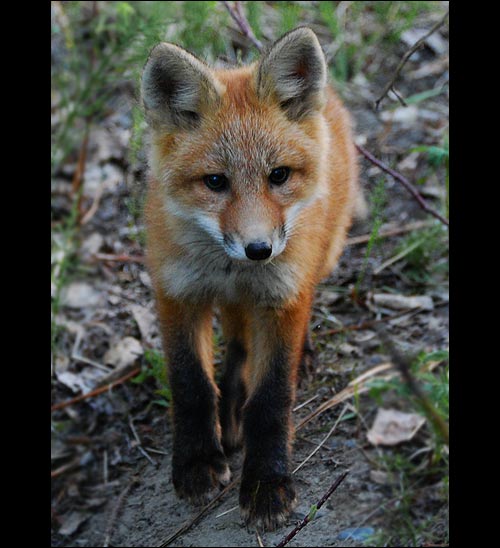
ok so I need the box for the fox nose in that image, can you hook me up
[245,242,272,261]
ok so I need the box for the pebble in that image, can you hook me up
[337,527,375,541]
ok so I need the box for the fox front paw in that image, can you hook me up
[172,451,231,505]
[239,475,297,531]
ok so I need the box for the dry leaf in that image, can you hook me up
[367,408,426,446]
[58,511,91,536]
[129,304,158,344]
[372,293,434,311]
[61,282,101,309]
[104,336,143,369]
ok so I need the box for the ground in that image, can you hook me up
[51,3,449,546]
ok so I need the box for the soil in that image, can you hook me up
[51,19,449,548]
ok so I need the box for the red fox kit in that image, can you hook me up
[141,27,362,530]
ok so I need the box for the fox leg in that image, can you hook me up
[239,293,313,530]
[219,305,248,454]
[156,296,230,504]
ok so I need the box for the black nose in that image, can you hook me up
[245,242,272,261]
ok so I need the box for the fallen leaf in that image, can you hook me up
[367,408,426,446]
[380,105,419,125]
[61,282,101,309]
[80,232,104,259]
[58,511,91,536]
[372,293,434,311]
[104,336,143,369]
[129,304,158,344]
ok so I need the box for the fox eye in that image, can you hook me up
[269,166,290,185]
[204,174,228,192]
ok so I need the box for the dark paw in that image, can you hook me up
[173,452,231,505]
[239,475,297,531]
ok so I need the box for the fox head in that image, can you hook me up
[142,28,330,263]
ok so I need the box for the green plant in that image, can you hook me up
[132,349,171,407]
[365,350,449,545]
[355,177,386,293]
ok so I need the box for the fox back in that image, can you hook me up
[141,28,363,531]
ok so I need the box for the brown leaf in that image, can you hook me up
[367,408,426,446]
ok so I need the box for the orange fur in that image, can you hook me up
[141,28,362,529]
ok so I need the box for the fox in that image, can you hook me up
[140,27,364,530]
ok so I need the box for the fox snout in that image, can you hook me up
[223,228,286,263]
[244,241,272,261]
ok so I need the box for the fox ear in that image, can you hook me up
[141,43,222,130]
[257,27,327,120]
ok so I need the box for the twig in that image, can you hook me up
[346,220,433,246]
[51,458,80,479]
[222,1,263,51]
[72,354,112,373]
[256,530,265,547]
[318,307,421,337]
[159,478,239,547]
[356,143,449,226]
[93,253,145,263]
[293,405,349,474]
[373,236,426,274]
[374,10,449,109]
[296,359,442,431]
[81,183,104,225]
[51,367,141,412]
[128,415,159,465]
[274,471,349,548]
[103,449,108,485]
[103,477,139,547]
[71,117,90,226]
[293,394,318,412]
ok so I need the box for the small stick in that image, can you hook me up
[159,479,239,547]
[374,10,449,109]
[71,125,90,223]
[92,253,145,263]
[222,1,263,51]
[103,478,139,547]
[318,307,420,336]
[274,471,349,548]
[256,530,265,547]
[293,405,349,474]
[293,394,319,412]
[346,220,433,246]
[81,183,104,225]
[356,143,449,227]
[51,458,80,479]
[215,505,239,519]
[51,367,141,412]
[103,449,108,485]
[72,354,112,373]
[129,415,158,466]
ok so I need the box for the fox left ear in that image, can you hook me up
[256,27,327,120]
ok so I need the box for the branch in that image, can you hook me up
[275,471,349,548]
[374,10,449,109]
[51,367,141,412]
[356,144,449,226]
[222,1,263,51]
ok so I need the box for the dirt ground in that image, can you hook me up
[51,11,449,547]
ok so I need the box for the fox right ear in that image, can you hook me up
[141,43,223,131]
